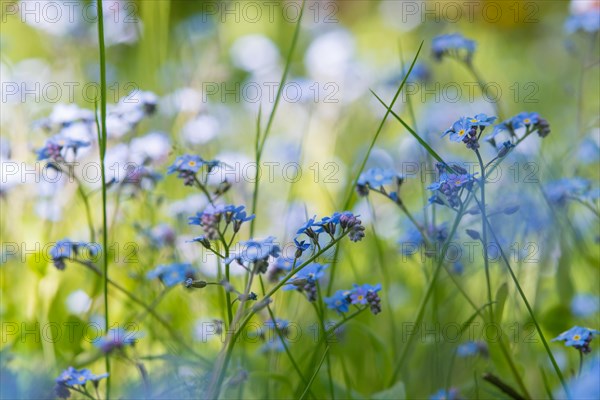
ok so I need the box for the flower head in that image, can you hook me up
[357,168,402,189]
[94,328,140,353]
[432,33,476,62]
[457,341,488,358]
[189,204,255,239]
[430,388,460,400]
[37,135,90,162]
[227,237,280,273]
[50,239,99,270]
[324,290,352,313]
[167,154,221,186]
[486,112,546,144]
[571,294,600,318]
[565,9,600,34]
[146,262,196,287]
[544,177,590,206]
[428,164,476,208]
[268,256,294,282]
[55,367,108,398]
[552,326,600,353]
[283,263,328,302]
[354,283,382,314]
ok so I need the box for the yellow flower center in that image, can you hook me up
[188,161,197,167]
[458,129,465,136]
[374,174,384,181]
[357,295,364,301]
[524,118,530,124]
[573,334,581,341]
[470,118,478,123]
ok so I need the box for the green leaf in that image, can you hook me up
[370,90,452,171]
[370,381,406,400]
[495,282,509,324]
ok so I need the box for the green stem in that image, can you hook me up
[388,200,466,385]
[477,199,570,398]
[95,0,110,396]
[209,233,348,399]
[299,346,330,400]
[75,181,95,243]
[329,42,424,297]
[249,0,305,237]
[475,150,494,322]
[464,61,503,120]
[74,260,210,365]
[264,304,315,400]
[476,150,532,399]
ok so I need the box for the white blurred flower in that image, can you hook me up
[570,0,600,14]
[66,290,92,314]
[305,30,354,80]
[129,131,171,164]
[379,0,423,32]
[230,35,280,73]
[20,1,84,37]
[160,87,204,115]
[181,115,219,145]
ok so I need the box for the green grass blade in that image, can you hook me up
[299,346,330,400]
[370,89,449,168]
[95,0,110,397]
[250,0,305,237]
[342,40,424,211]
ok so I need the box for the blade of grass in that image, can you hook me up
[95,1,110,397]
[370,90,449,168]
[299,346,330,400]
[250,0,305,237]
[328,41,424,296]
[476,197,570,398]
[342,41,424,211]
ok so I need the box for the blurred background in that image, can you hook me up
[1,0,599,398]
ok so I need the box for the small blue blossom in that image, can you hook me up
[467,113,497,127]
[167,154,205,174]
[50,239,99,270]
[295,215,317,236]
[260,335,287,353]
[571,294,600,318]
[283,263,328,302]
[357,168,401,188]
[565,356,600,399]
[268,256,294,282]
[552,326,600,353]
[146,262,196,287]
[189,204,255,239]
[544,177,590,206]
[227,237,280,273]
[430,388,460,400]
[324,290,352,313]
[565,9,600,34]
[167,154,221,186]
[497,141,515,158]
[457,341,488,358]
[37,135,90,161]
[55,367,108,398]
[487,112,542,143]
[432,33,476,62]
[265,318,289,332]
[428,165,476,208]
[443,117,473,143]
[94,328,140,353]
[351,283,382,314]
